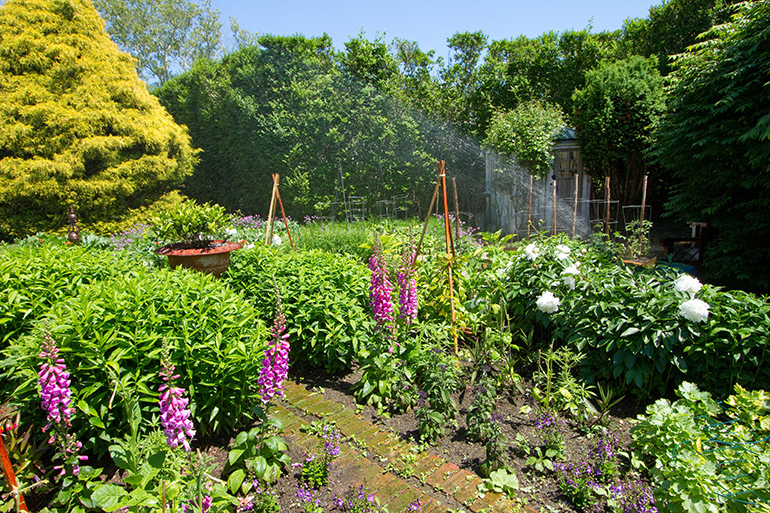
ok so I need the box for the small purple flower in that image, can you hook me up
[159,357,196,452]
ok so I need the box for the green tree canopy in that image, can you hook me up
[93,0,223,85]
[484,100,565,178]
[654,1,770,292]
[620,0,736,75]
[0,0,196,239]
[572,55,665,206]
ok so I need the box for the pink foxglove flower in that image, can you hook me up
[38,329,87,476]
[258,285,290,403]
[159,357,196,452]
[38,331,74,433]
[369,242,394,334]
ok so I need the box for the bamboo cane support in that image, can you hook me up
[604,176,611,236]
[639,174,648,249]
[527,174,533,240]
[572,173,579,239]
[415,180,440,265]
[0,435,28,512]
[551,175,557,236]
[265,174,278,245]
[273,175,294,249]
[452,177,460,244]
[438,161,459,357]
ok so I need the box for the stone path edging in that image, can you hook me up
[273,379,539,513]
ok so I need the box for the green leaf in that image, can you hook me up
[89,484,128,512]
[227,469,246,495]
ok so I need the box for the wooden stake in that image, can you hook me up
[527,174,533,240]
[604,176,611,236]
[265,174,278,245]
[438,161,459,357]
[572,173,579,239]
[0,435,28,511]
[273,174,294,249]
[415,180,440,264]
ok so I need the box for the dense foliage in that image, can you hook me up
[1,243,268,457]
[461,235,770,398]
[654,0,770,293]
[632,381,770,511]
[224,245,374,373]
[572,56,666,206]
[484,100,566,178]
[0,0,196,240]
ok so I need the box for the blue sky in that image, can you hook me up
[211,0,660,56]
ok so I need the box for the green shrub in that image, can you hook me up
[3,267,268,457]
[0,241,139,345]
[631,382,770,512]
[466,234,770,398]
[225,245,373,373]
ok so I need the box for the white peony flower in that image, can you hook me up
[524,243,539,261]
[555,244,571,260]
[226,227,238,237]
[673,274,702,294]
[244,242,255,249]
[562,265,580,290]
[272,234,282,245]
[679,298,710,323]
[536,291,561,314]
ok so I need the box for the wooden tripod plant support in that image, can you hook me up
[264,174,294,249]
[415,161,459,357]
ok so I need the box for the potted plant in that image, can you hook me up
[152,199,241,277]
[617,220,657,268]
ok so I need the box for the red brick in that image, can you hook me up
[413,453,443,478]
[454,474,485,506]
[293,393,324,410]
[306,398,346,417]
[385,486,421,513]
[469,490,502,512]
[424,462,460,489]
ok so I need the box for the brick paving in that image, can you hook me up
[274,380,538,513]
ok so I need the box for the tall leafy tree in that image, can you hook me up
[156,35,448,218]
[0,0,196,239]
[484,100,566,178]
[654,1,770,292]
[477,29,618,131]
[572,55,665,206]
[620,0,736,75]
[93,0,222,85]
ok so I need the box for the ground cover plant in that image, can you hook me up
[0,214,768,513]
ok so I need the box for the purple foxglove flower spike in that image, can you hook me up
[158,354,196,451]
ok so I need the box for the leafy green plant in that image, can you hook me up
[632,382,770,512]
[478,467,520,498]
[0,242,138,348]
[151,198,233,247]
[224,408,290,493]
[225,246,373,373]
[466,373,498,443]
[3,266,268,457]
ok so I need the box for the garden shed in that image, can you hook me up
[483,128,593,238]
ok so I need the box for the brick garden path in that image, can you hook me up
[274,379,539,513]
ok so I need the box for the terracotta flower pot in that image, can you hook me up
[154,241,242,278]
